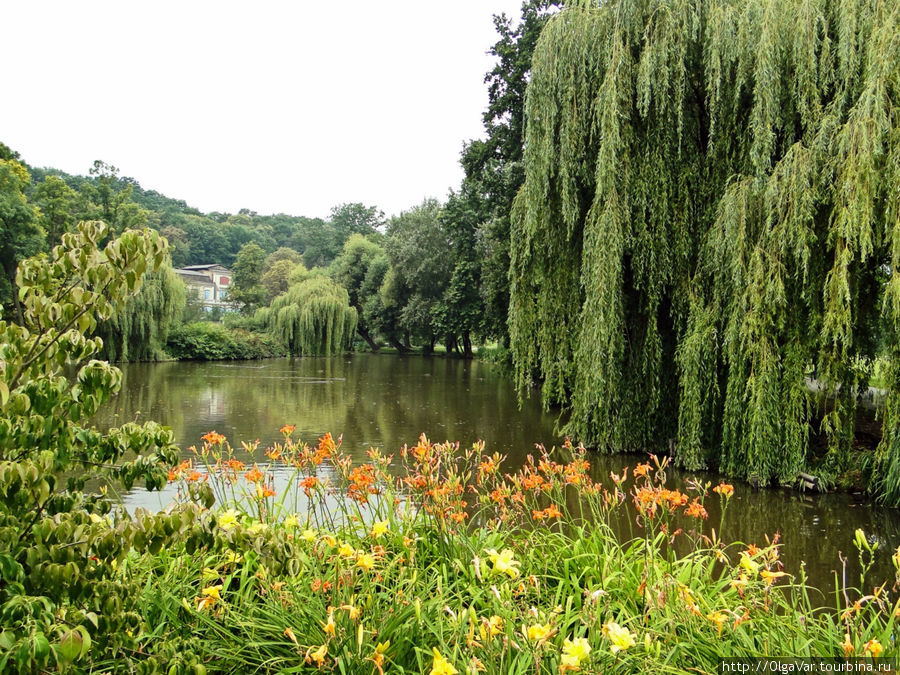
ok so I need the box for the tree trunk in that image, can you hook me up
[2,260,23,325]
[462,330,473,359]
[387,334,411,352]
[357,326,379,352]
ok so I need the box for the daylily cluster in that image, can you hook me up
[155,428,900,674]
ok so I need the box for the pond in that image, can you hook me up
[95,353,900,596]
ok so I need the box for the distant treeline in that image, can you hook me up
[27,162,383,270]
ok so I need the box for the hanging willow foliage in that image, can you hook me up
[257,276,357,356]
[510,0,900,502]
[95,262,185,362]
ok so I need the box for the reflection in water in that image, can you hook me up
[95,354,900,595]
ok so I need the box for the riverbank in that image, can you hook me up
[112,433,899,673]
[153,321,504,364]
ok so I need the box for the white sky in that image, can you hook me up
[1,1,525,219]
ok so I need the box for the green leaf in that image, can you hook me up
[32,632,50,665]
[0,554,24,583]
[76,625,92,659]
[55,629,82,664]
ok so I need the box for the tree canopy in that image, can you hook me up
[332,234,387,351]
[257,276,357,356]
[460,1,563,345]
[0,152,42,323]
[229,242,268,313]
[95,263,185,362]
[510,0,900,502]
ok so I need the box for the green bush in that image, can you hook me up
[477,342,512,369]
[0,222,203,673]
[222,312,265,332]
[166,322,285,360]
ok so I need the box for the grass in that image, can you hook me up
[120,431,899,673]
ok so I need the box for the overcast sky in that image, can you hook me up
[1,1,526,219]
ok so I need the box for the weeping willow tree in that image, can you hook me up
[257,276,357,356]
[510,0,900,502]
[95,262,185,361]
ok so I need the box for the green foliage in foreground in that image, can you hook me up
[510,0,900,501]
[0,222,198,673]
[166,322,286,361]
[135,435,899,674]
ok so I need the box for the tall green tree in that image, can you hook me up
[0,147,42,323]
[441,189,488,357]
[257,276,357,355]
[460,1,562,345]
[94,262,186,362]
[230,242,267,313]
[360,254,398,348]
[333,234,387,351]
[385,200,451,351]
[32,175,79,248]
[177,215,230,265]
[510,0,900,501]
[159,225,192,267]
[260,247,305,301]
[288,216,336,268]
[261,258,302,303]
[331,202,384,238]
[265,246,304,268]
[87,161,149,233]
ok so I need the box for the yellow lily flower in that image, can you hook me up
[323,607,336,636]
[307,643,327,667]
[864,639,883,659]
[356,552,376,572]
[429,648,458,675]
[527,623,553,641]
[760,569,788,586]
[602,622,636,654]
[485,548,521,578]
[561,636,591,669]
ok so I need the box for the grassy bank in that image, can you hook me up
[116,432,898,673]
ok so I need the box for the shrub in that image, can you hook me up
[166,322,285,360]
[0,222,202,673]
